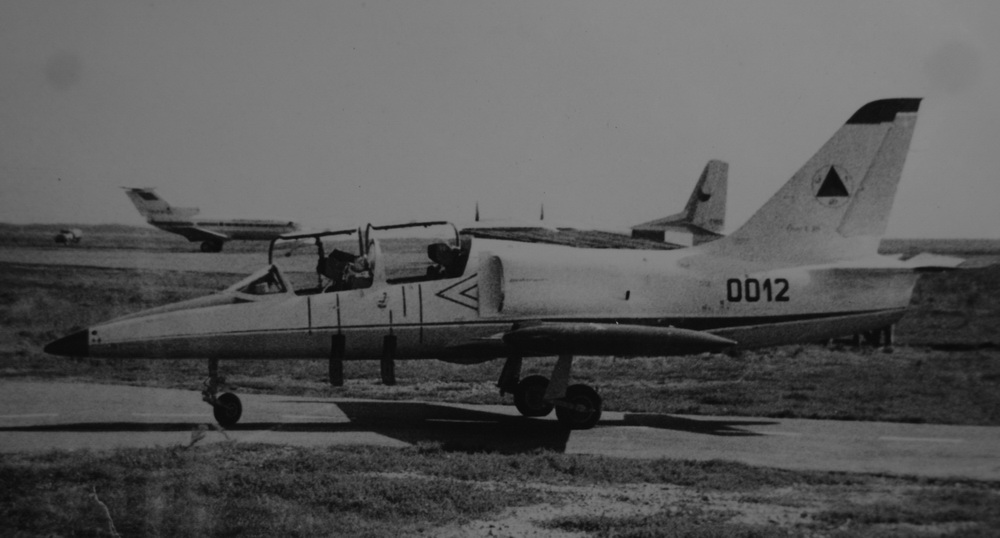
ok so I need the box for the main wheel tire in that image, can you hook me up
[213,392,243,427]
[513,375,554,417]
[201,241,223,253]
[555,384,602,430]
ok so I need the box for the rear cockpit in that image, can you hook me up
[267,221,472,296]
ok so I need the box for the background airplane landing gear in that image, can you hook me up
[200,240,223,253]
[554,384,602,430]
[513,375,554,417]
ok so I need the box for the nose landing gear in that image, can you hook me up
[202,358,243,427]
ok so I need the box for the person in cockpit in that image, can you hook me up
[343,253,373,289]
[319,249,358,291]
[426,242,461,278]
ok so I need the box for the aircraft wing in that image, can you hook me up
[169,226,230,243]
[500,322,736,356]
[825,253,967,276]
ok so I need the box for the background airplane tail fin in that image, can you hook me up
[702,98,921,265]
[684,159,728,234]
[123,187,199,220]
[630,159,728,245]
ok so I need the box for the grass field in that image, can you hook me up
[3,443,999,536]
[3,224,1000,536]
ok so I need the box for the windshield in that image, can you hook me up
[225,265,291,297]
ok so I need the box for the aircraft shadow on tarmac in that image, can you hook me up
[0,401,774,453]
[284,400,575,453]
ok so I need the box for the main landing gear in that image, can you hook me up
[497,355,603,430]
[203,358,242,427]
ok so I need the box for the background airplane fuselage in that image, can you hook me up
[149,217,300,241]
[82,237,917,362]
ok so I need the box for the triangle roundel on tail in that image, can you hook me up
[702,98,922,265]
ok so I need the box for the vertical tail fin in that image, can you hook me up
[122,187,199,220]
[684,159,728,234]
[703,98,921,265]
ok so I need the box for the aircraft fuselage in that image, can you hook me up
[70,237,917,362]
[149,218,300,242]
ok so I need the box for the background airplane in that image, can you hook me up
[123,187,301,252]
[465,159,728,250]
[49,99,962,431]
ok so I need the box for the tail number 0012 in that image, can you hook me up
[726,278,789,302]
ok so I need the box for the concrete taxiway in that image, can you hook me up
[1,381,998,480]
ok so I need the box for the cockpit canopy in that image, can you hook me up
[267,221,472,295]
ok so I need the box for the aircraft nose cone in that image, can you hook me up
[44,330,89,357]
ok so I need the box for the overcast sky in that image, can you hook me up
[1,1,997,237]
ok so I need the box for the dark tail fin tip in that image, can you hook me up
[846,98,922,125]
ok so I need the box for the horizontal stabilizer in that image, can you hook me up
[900,252,966,272]
[502,322,735,357]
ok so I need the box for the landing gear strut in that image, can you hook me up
[496,354,603,429]
[202,358,242,427]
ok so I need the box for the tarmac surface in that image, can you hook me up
[2,381,998,480]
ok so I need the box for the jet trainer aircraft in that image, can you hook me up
[49,99,961,430]
[124,187,301,252]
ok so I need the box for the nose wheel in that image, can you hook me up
[212,392,243,427]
